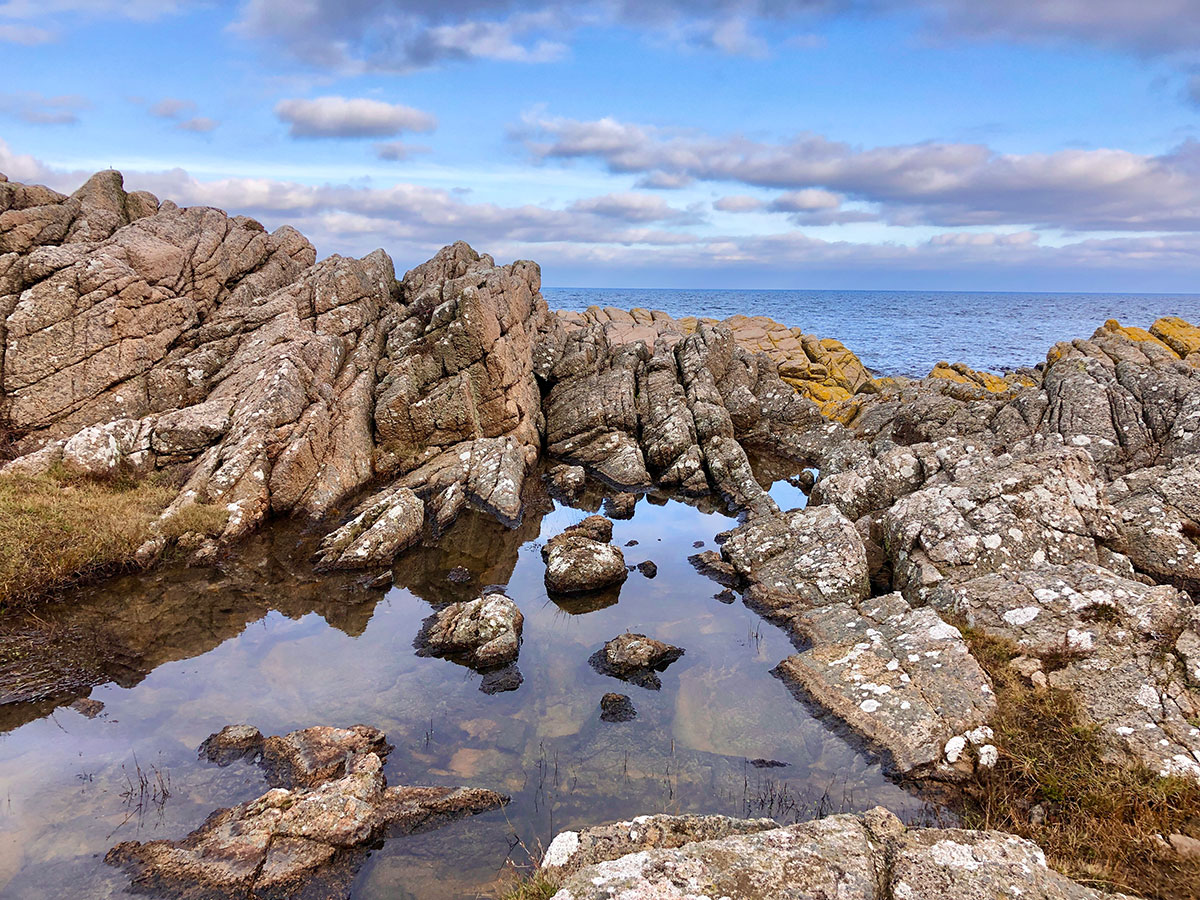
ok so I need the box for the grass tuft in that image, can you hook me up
[0,469,225,610]
[960,627,1200,899]
[500,873,559,900]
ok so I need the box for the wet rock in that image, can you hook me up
[543,520,627,594]
[692,540,704,548]
[636,560,658,578]
[775,593,996,779]
[604,492,637,519]
[69,697,105,718]
[590,633,684,690]
[108,723,506,900]
[446,566,472,584]
[599,693,637,722]
[415,592,524,669]
[200,723,265,766]
[714,588,736,604]
[624,539,639,546]
[540,813,777,880]
[547,463,586,497]
[546,808,1128,900]
[748,758,788,768]
[688,550,739,586]
[480,664,524,694]
[315,487,424,570]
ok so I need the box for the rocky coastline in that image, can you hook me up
[3,168,1200,898]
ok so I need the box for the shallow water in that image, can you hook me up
[544,286,1200,378]
[0,472,934,899]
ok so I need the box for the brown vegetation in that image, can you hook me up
[0,470,227,609]
[962,627,1200,900]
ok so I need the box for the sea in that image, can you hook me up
[543,288,1200,378]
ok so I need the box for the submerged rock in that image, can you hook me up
[109,724,506,899]
[547,463,586,497]
[415,592,524,669]
[590,633,684,690]
[599,692,637,722]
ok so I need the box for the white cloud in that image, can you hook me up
[714,194,764,212]
[274,96,438,138]
[150,97,196,119]
[0,22,51,42]
[523,112,1200,232]
[177,116,219,133]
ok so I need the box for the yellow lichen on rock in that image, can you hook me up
[1149,316,1200,359]
[928,361,1022,393]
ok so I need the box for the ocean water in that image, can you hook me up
[543,288,1200,378]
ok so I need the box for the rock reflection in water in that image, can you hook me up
[0,476,941,900]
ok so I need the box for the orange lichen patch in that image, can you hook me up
[928,361,1036,394]
[1100,319,1168,347]
[1149,316,1200,359]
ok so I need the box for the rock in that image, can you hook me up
[540,813,778,880]
[1107,453,1200,594]
[929,561,1200,777]
[589,633,684,690]
[1169,832,1200,859]
[446,566,472,584]
[69,697,105,718]
[200,723,265,766]
[480,664,524,694]
[604,492,637,519]
[108,723,506,900]
[543,522,627,594]
[748,758,788,768]
[546,808,1132,900]
[720,504,869,612]
[315,487,424,570]
[883,448,1117,604]
[714,588,736,603]
[775,593,996,779]
[415,592,524,670]
[548,463,586,496]
[689,550,739,586]
[599,693,637,722]
[636,560,658,578]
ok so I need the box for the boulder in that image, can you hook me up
[590,633,684,690]
[415,592,524,669]
[543,521,627,594]
[599,693,637,722]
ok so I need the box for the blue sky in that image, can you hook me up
[3,1,1200,291]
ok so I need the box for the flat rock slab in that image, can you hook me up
[930,562,1200,779]
[775,593,996,779]
[315,487,424,570]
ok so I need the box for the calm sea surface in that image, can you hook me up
[543,288,1200,378]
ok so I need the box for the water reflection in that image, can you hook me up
[0,469,939,899]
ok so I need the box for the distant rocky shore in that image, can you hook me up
[3,168,1200,898]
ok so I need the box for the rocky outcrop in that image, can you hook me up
[543,808,1130,900]
[107,723,506,899]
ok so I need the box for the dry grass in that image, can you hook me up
[0,469,226,609]
[499,873,559,900]
[961,627,1200,899]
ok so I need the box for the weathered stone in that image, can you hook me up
[541,813,778,879]
[776,593,996,778]
[543,522,627,593]
[200,723,265,766]
[721,504,869,610]
[546,809,1131,900]
[547,463,586,496]
[589,632,684,690]
[415,592,524,669]
[1107,453,1200,594]
[108,723,506,900]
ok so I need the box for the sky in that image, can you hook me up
[3,1,1200,291]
